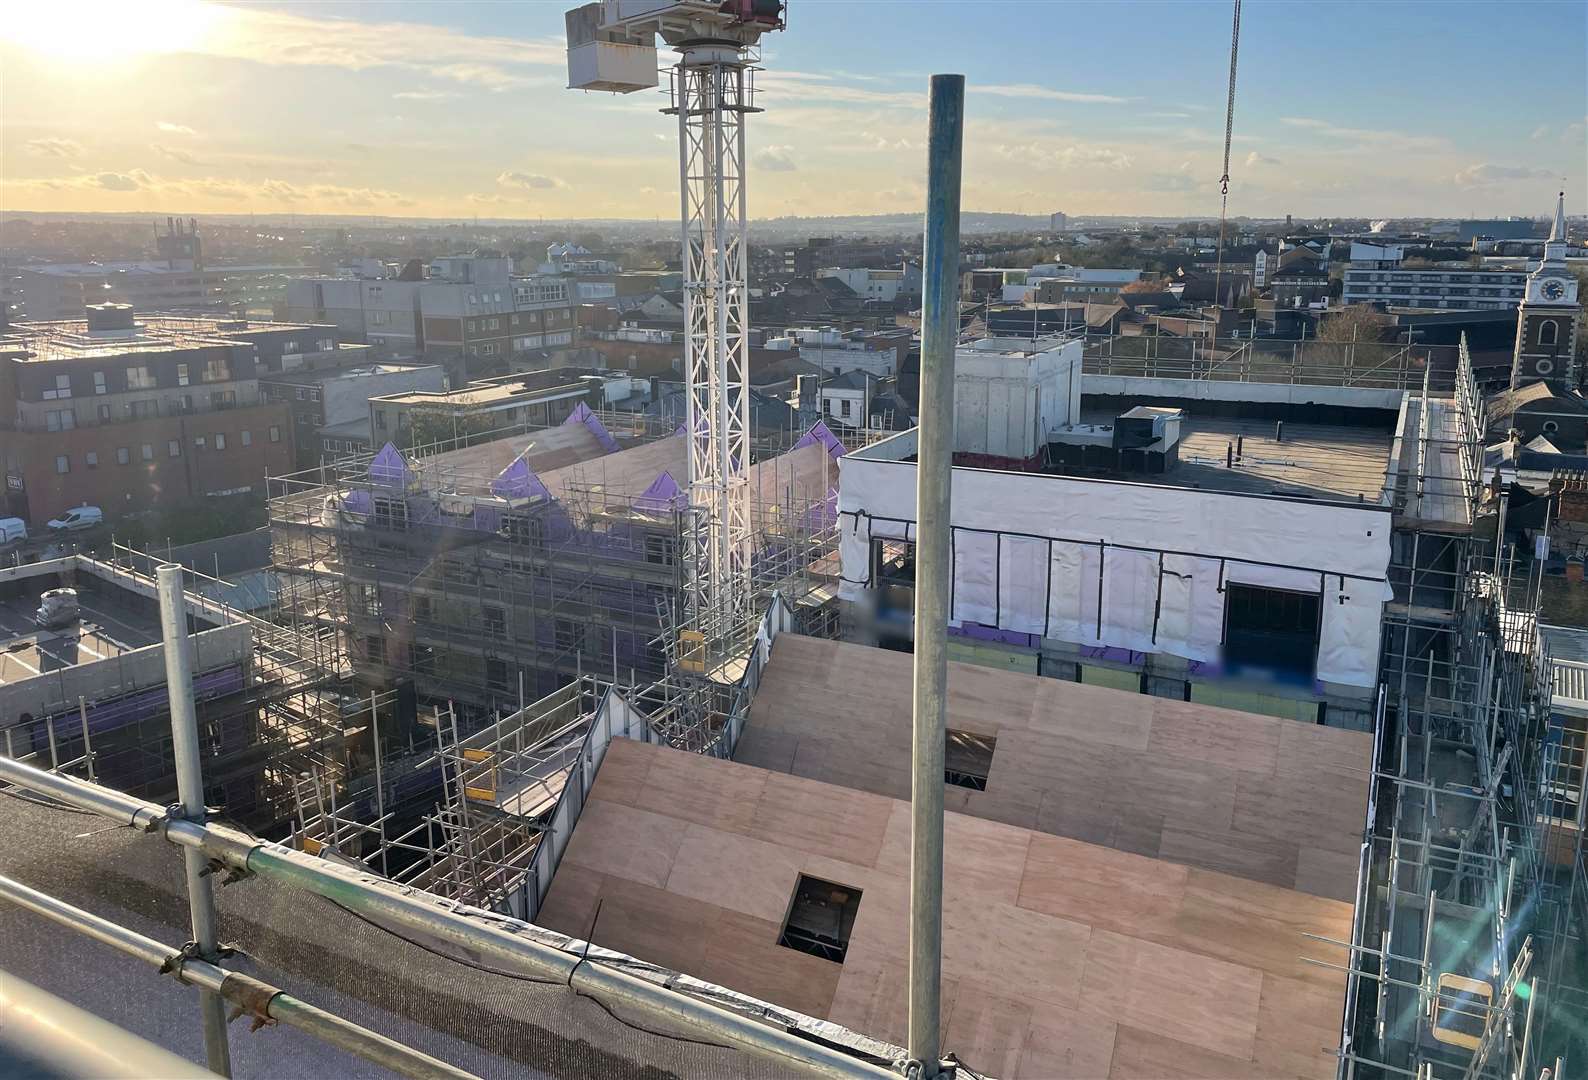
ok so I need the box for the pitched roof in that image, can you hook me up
[1486,380,1588,425]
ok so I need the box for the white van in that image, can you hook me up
[47,506,103,532]
[0,517,26,545]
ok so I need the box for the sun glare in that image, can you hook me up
[1,0,226,63]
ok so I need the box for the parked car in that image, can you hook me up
[46,506,103,532]
[0,517,26,545]
[36,588,80,630]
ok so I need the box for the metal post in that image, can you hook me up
[908,72,963,1080]
[157,563,232,1078]
[78,696,95,782]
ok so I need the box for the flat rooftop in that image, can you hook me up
[0,582,163,686]
[741,634,1372,900]
[375,379,589,409]
[0,315,336,363]
[541,736,1351,1079]
[1075,409,1395,502]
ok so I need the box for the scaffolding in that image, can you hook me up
[1330,337,1588,1078]
[3,546,345,831]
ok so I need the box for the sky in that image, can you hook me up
[1,0,1583,221]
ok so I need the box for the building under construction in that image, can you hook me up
[0,546,343,831]
[267,405,845,719]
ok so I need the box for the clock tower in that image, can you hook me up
[1510,191,1579,389]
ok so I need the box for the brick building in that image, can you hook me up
[0,305,299,523]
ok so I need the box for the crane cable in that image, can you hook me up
[1212,0,1242,310]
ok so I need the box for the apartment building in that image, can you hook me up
[0,304,297,522]
[1342,242,1528,310]
[283,256,576,377]
[260,361,447,467]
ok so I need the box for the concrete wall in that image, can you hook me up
[1082,373,1408,411]
[321,366,445,428]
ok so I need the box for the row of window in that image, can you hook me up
[40,392,240,429]
[50,426,281,474]
[1345,284,1524,299]
[38,359,232,401]
[1346,271,1526,285]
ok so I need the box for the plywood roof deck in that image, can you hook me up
[1078,409,1394,502]
[739,634,1373,900]
[539,738,1352,1080]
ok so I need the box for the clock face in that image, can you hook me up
[1542,279,1566,301]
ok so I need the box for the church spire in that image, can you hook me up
[1550,189,1566,244]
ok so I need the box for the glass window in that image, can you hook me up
[215,433,226,450]
[168,440,181,458]
[140,444,153,461]
[85,451,98,469]
[269,425,282,443]
[116,446,130,465]
[93,371,107,395]
[241,430,251,447]
[194,436,206,450]
[55,455,69,474]
[177,363,190,387]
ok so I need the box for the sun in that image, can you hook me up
[0,0,226,63]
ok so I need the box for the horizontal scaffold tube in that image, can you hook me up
[0,756,903,1080]
[0,873,479,1080]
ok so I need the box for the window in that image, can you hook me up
[241,430,252,447]
[116,447,130,465]
[484,606,506,637]
[485,657,510,690]
[1540,320,1560,347]
[479,343,497,356]
[269,425,281,443]
[644,532,677,566]
[85,451,98,469]
[140,444,153,461]
[945,729,996,791]
[210,391,236,409]
[1544,421,1561,434]
[466,320,477,334]
[202,356,231,382]
[1224,583,1320,681]
[194,436,207,450]
[177,363,190,387]
[1538,359,1556,376]
[127,366,154,390]
[42,373,72,400]
[55,455,69,475]
[555,619,586,654]
[45,409,75,432]
[375,410,387,431]
[295,387,307,400]
[93,371,107,395]
[778,875,862,964]
[309,388,321,402]
[215,433,227,451]
[97,404,111,421]
[168,440,181,458]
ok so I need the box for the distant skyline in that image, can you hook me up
[2,0,1583,221]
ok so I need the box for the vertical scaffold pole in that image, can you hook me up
[909,72,964,1080]
[157,564,232,1077]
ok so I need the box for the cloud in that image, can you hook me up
[1142,162,1200,193]
[992,143,1133,170]
[393,89,459,101]
[974,84,1131,105]
[1531,124,1551,141]
[1141,111,1193,120]
[497,170,565,190]
[1453,163,1557,187]
[24,137,82,159]
[1279,116,1447,151]
[156,121,197,136]
[260,178,306,201]
[1245,151,1282,167]
[152,143,210,166]
[753,145,798,172]
[200,6,564,90]
[89,172,143,191]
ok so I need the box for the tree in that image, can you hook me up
[1317,304,1393,343]
[406,408,499,452]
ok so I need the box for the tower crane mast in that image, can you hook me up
[566,1,786,665]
